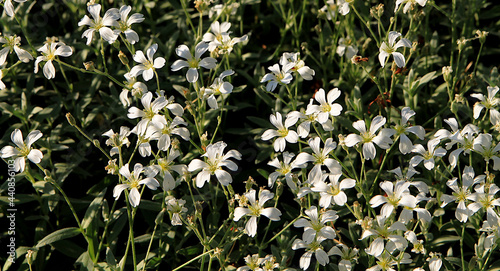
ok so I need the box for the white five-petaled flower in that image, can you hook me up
[203,69,234,109]
[279,52,315,80]
[113,163,159,207]
[311,173,356,207]
[395,0,427,13]
[34,41,73,79]
[366,251,412,271]
[379,31,412,68]
[305,87,343,124]
[294,206,338,243]
[471,86,500,121]
[297,137,342,181]
[261,112,299,152]
[2,0,27,17]
[328,244,359,271]
[337,37,359,59]
[360,216,408,257]
[370,181,417,218]
[393,107,425,154]
[127,92,168,133]
[151,149,187,191]
[409,138,446,170]
[188,141,242,188]
[338,0,355,15]
[468,183,500,225]
[102,126,131,157]
[120,72,148,107]
[166,196,188,226]
[146,115,190,151]
[171,41,217,83]
[202,21,231,52]
[78,4,120,45]
[267,151,307,188]
[234,189,282,237]
[0,34,33,66]
[292,236,329,270]
[0,129,43,173]
[115,5,144,44]
[473,133,500,170]
[130,44,166,81]
[260,63,293,92]
[344,115,395,160]
[440,166,485,223]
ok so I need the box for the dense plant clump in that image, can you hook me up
[1,0,500,270]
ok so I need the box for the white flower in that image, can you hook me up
[120,73,148,107]
[188,141,242,188]
[203,69,234,109]
[328,244,359,271]
[151,149,187,191]
[370,181,417,218]
[78,4,120,45]
[361,216,408,257]
[113,163,159,207]
[293,206,338,243]
[171,41,217,83]
[260,63,293,92]
[337,37,358,59]
[267,151,307,188]
[237,254,264,271]
[127,92,168,135]
[379,31,412,68]
[0,34,33,66]
[393,107,425,154]
[115,5,144,44]
[166,196,187,226]
[0,129,43,173]
[297,137,341,181]
[34,41,73,79]
[261,112,299,152]
[202,21,232,52]
[446,124,479,168]
[473,133,500,170]
[409,138,446,170]
[102,126,131,157]
[337,0,354,15]
[468,183,500,225]
[305,88,343,124]
[405,231,425,254]
[234,189,282,237]
[367,251,412,271]
[279,52,315,80]
[440,166,484,222]
[471,86,500,121]
[427,253,442,271]
[130,44,165,81]
[3,0,26,17]
[292,236,329,270]
[344,115,395,160]
[395,0,427,13]
[146,116,190,151]
[311,173,356,207]
[216,33,248,55]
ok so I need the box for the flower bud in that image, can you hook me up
[66,112,77,127]
[84,61,95,71]
[456,37,468,52]
[442,66,453,83]
[475,30,488,44]
[118,51,129,65]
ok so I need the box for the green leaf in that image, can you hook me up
[81,188,107,229]
[36,227,82,248]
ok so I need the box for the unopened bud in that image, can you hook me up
[93,139,100,148]
[456,37,468,52]
[66,112,77,126]
[118,51,129,65]
[245,176,256,191]
[475,30,488,44]
[442,66,453,83]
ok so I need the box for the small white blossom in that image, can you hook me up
[78,4,120,45]
[115,5,144,44]
[171,41,217,83]
[311,173,356,207]
[130,44,165,81]
[102,126,131,156]
[0,129,43,173]
[294,206,338,243]
[166,196,187,226]
[393,107,425,154]
[344,115,395,160]
[305,88,343,124]
[3,0,27,17]
[267,151,306,188]
[471,86,500,121]
[370,181,417,218]
[234,189,282,237]
[260,63,293,92]
[379,31,412,68]
[203,69,234,109]
[0,34,33,66]
[34,41,73,79]
[280,52,315,80]
[292,236,329,270]
[337,37,358,59]
[410,138,446,170]
[395,0,427,13]
[188,141,242,188]
[113,163,159,207]
[261,112,299,152]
